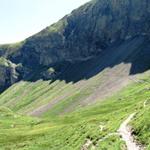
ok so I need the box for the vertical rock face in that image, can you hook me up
[0,58,19,92]
[20,0,150,68]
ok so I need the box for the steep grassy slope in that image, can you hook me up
[0,72,149,150]
[131,97,150,149]
[0,36,149,117]
[0,62,131,116]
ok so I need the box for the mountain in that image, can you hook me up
[0,0,150,149]
[0,0,150,92]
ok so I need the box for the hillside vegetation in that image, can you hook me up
[0,0,149,149]
[0,72,149,150]
[0,36,149,116]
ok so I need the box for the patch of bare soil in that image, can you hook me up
[118,113,144,150]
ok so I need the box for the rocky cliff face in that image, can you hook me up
[0,0,150,91]
[0,58,19,92]
[20,0,150,67]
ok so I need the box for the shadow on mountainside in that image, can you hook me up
[0,35,149,95]
[25,36,150,84]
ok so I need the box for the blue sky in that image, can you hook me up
[0,0,90,44]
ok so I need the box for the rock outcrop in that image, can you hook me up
[0,57,19,92]
[20,0,150,67]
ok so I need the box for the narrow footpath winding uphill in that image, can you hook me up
[81,113,144,150]
[118,113,143,150]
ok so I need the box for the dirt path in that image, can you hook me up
[81,113,144,150]
[98,133,119,143]
[143,100,148,108]
[81,139,95,150]
[118,113,143,150]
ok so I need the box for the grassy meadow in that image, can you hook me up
[0,73,149,149]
